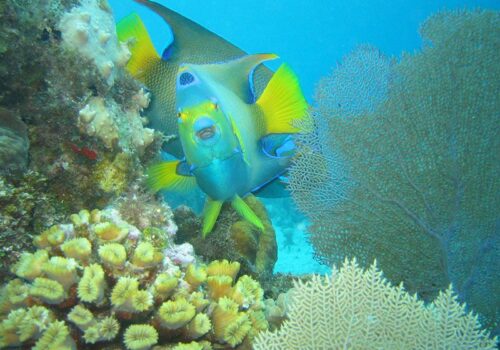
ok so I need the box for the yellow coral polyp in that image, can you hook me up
[18,306,54,342]
[247,310,269,340]
[34,225,66,248]
[123,324,158,350]
[42,256,79,290]
[61,237,92,263]
[83,325,100,344]
[70,209,90,227]
[207,275,233,301]
[132,290,153,312]
[30,278,65,304]
[0,308,26,347]
[152,273,178,300]
[157,298,196,329]
[189,292,210,313]
[185,264,207,290]
[98,316,120,341]
[32,321,75,350]
[11,250,49,280]
[77,264,106,304]
[234,275,264,310]
[98,243,127,267]
[186,313,211,339]
[111,277,139,304]
[223,313,251,347]
[94,221,128,242]
[3,279,29,307]
[212,297,240,340]
[68,305,95,330]
[206,260,240,280]
[131,241,163,268]
[90,209,101,224]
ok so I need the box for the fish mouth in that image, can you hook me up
[196,125,216,140]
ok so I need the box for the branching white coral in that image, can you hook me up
[254,259,498,350]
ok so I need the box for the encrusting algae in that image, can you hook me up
[0,208,272,349]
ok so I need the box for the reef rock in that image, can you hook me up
[0,108,28,175]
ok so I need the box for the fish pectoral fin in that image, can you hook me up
[202,198,223,237]
[116,13,160,80]
[146,160,197,193]
[231,195,264,232]
[256,63,310,134]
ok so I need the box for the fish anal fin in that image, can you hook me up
[231,195,264,231]
[256,63,309,134]
[202,198,223,237]
[146,160,197,193]
[116,13,160,80]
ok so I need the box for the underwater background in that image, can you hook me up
[0,0,499,349]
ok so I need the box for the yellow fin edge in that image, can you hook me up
[146,161,197,193]
[256,63,310,134]
[116,13,160,79]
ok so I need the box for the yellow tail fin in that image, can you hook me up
[256,63,309,134]
[116,13,159,80]
[146,161,197,193]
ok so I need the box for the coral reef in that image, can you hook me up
[174,195,277,283]
[0,108,28,175]
[0,208,271,349]
[254,259,498,350]
[0,0,162,276]
[289,9,500,334]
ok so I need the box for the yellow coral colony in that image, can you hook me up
[1,207,271,349]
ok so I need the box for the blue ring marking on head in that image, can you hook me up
[179,72,195,86]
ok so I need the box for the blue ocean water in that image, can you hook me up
[108,0,500,275]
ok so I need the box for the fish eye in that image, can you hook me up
[178,111,187,120]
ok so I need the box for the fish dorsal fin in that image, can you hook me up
[134,0,245,63]
[146,160,197,193]
[116,13,160,80]
[256,63,309,134]
[198,54,278,103]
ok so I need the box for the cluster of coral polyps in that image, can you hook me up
[0,209,269,349]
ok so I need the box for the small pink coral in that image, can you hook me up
[163,243,195,266]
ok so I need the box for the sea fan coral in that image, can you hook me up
[289,8,500,334]
[254,259,498,349]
